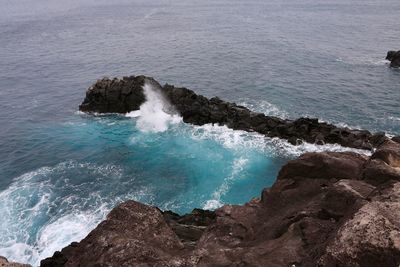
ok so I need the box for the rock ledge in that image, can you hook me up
[79,75,395,150]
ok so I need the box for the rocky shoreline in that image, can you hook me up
[40,138,400,266]
[79,75,396,150]
[38,76,400,266]
[5,75,399,266]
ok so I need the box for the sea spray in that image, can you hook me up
[188,123,372,157]
[0,161,152,265]
[126,83,182,132]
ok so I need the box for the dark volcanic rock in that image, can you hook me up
[386,50,400,68]
[41,142,400,267]
[162,209,216,249]
[79,75,388,150]
[79,76,147,113]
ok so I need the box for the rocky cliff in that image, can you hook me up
[386,50,400,68]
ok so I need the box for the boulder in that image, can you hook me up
[277,152,368,181]
[79,76,147,113]
[386,50,400,68]
[363,140,400,185]
[320,182,400,267]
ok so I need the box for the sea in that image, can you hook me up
[0,0,399,265]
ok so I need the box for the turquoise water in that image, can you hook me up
[0,0,399,265]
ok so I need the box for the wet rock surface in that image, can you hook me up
[41,140,400,267]
[386,50,400,68]
[79,75,390,150]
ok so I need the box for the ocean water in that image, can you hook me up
[0,0,399,265]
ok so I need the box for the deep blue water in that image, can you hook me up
[0,0,399,265]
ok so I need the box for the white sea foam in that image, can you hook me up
[126,83,182,132]
[189,123,371,157]
[239,99,288,118]
[36,207,108,262]
[388,116,400,122]
[336,57,389,66]
[0,161,151,266]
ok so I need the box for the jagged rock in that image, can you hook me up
[41,143,400,267]
[393,136,400,144]
[386,50,400,68]
[363,140,400,185]
[79,75,389,150]
[0,256,31,267]
[41,201,185,267]
[320,182,400,266]
[79,76,147,113]
[162,209,216,249]
[277,152,368,181]
[371,140,400,168]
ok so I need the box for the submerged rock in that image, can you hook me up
[79,75,388,150]
[386,50,400,68]
[41,141,400,267]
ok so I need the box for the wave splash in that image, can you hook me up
[0,161,151,266]
[188,123,371,157]
[126,83,182,132]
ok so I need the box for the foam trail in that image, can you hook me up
[203,157,248,210]
[389,116,400,122]
[126,83,182,132]
[188,124,372,157]
[238,99,288,118]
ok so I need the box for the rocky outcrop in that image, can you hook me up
[0,256,31,267]
[79,75,391,150]
[41,140,400,267]
[386,50,400,68]
[79,76,146,113]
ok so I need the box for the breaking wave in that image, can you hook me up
[0,161,152,266]
[187,123,371,157]
[126,83,182,132]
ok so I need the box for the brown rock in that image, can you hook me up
[42,201,185,267]
[278,152,368,181]
[0,256,31,267]
[371,140,400,168]
[363,140,400,185]
[320,182,400,267]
